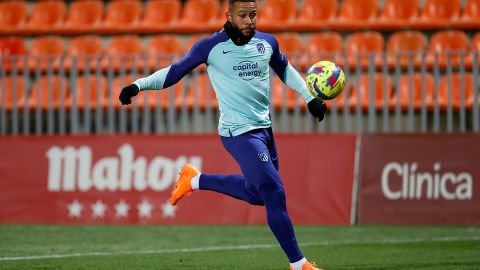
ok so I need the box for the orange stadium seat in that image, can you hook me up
[1,76,27,111]
[27,76,69,110]
[271,75,304,111]
[466,32,480,67]
[98,0,142,34]
[177,74,217,110]
[330,0,378,30]
[438,73,477,110]
[171,0,221,33]
[21,1,66,35]
[66,75,109,109]
[386,31,427,69]
[300,32,343,71]
[454,0,480,29]
[411,0,461,29]
[345,31,384,70]
[101,35,143,72]
[135,82,184,110]
[59,0,104,34]
[63,35,104,72]
[0,37,26,72]
[256,0,297,32]
[349,73,393,111]
[389,73,435,111]
[0,1,27,34]
[371,0,420,30]
[275,33,303,69]
[290,0,338,32]
[28,36,65,73]
[426,30,469,69]
[145,35,182,70]
[134,0,181,33]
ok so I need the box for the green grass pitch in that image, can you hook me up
[1,225,479,269]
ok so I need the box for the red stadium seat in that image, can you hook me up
[389,73,435,111]
[290,0,338,32]
[66,75,109,109]
[22,1,66,35]
[256,0,297,32]
[98,0,142,34]
[330,0,378,30]
[0,1,27,34]
[171,0,221,33]
[411,0,461,29]
[0,37,27,72]
[145,35,182,71]
[300,32,343,71]
[349,73,393,111]
[426,30,469,69]
[371,0,420,30]
[28,36,65,73]
[27,76,70,110]
[345,31,384,70]
[101,35,143,72]
[453,0,480,29]
[134,0,181,33]
[63,35,104,72]
[386,31,427,69]
[1,76,27,111]
[60,0,104,34]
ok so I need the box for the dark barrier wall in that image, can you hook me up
[0,134,356,225]
[357,133,480,224]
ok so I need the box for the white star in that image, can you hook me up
[161,200,177,218]
[137,199,154,218]
[68,200,83,218]
[91,200,107,218]
[114,199,130,218]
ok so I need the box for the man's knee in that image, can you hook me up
[258,182,286,207]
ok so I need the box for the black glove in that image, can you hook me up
[119,84,139,105]
[307,98,327,122]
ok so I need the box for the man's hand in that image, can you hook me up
[307,98,327,122]
[119,84,140,105]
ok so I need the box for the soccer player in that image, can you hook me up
[119,0,327,269]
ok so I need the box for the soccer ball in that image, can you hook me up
[306,61,345,100]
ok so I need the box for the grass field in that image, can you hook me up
[1,225,479,270]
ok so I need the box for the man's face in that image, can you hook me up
[227,1,257,38]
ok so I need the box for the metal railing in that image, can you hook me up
[0,51,479,135]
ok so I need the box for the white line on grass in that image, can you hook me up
[1,235,479,261]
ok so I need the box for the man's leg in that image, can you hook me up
[219,129,304,263]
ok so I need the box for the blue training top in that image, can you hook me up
[133,29,314,137]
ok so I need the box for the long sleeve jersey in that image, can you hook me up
[133,29,315,137]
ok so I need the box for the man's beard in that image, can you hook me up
[224,21,255,46]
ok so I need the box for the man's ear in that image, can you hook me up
[226,11,231,22]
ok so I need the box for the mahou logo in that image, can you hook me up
[381,162,473,200]
[46,144,202,192]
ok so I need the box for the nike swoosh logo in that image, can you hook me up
[223,50,233,54]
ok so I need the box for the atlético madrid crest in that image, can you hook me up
[257,43,265,54]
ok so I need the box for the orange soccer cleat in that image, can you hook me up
[170,163,200,206]
[290,262,323,270]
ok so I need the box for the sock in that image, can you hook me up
[190,174,201,190]
[290,257,308,270]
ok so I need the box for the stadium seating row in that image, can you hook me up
[1,73,478,112]
[1,0,480,35]
[1,31,480,73]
